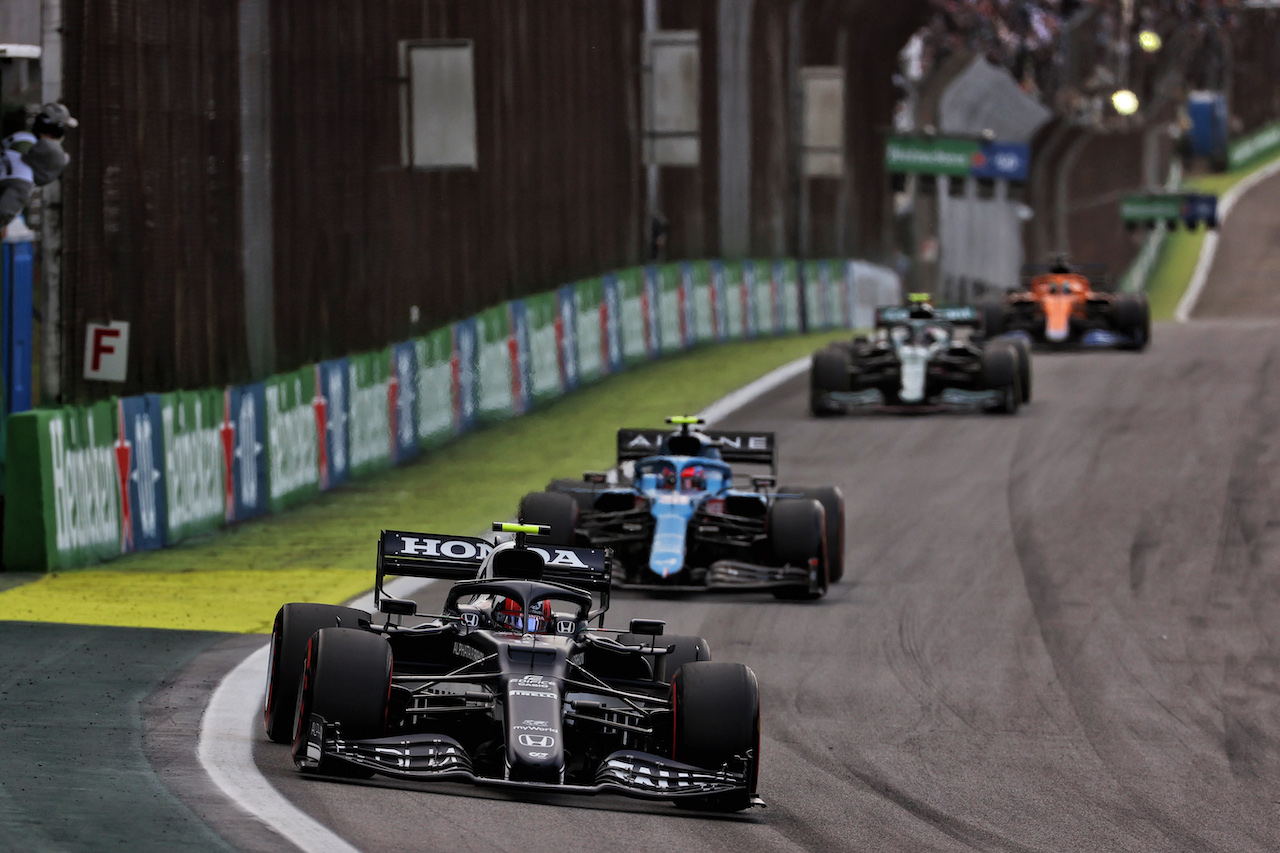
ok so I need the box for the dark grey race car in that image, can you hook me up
[262,523,763,811]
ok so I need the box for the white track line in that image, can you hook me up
[697,356,810,425]
[197,575,431,853]
[197,355,817,851]
[1175,157,1280,322]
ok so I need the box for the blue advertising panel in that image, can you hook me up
[316,358,350,491]
[116,394,168,553]
[679,263,696,348]
[971,141,1031,182]
[451,317,478,434]
[556,285,579,392]
[602,274,623,374]
[390,342,420,464]
[508,300,531,415]
[642,266,661,359]
[226,383,268,522]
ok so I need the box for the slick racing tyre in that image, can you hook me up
[670,662,761,812]
[981,343,1021,415]
[546,478,601,511]
[518,491,580,546]
[292,627,392,776]
[1112,292,1150,351]
[778,485,845,583]
[264,602,371,743]
[618,633,711,683]
[981,301,1006,337]
[810,347,850,417]
[769,498,828,600]
[1005,335,1032,403]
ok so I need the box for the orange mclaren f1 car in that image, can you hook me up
[981,262,1150,350]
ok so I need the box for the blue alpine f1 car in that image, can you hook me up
[517,417,844,598]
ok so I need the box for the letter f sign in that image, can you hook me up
[84,321,131,382]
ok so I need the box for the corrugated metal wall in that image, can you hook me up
[57,0,925,400]
[63,0,248,399]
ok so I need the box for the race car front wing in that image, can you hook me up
[297,713,763,805]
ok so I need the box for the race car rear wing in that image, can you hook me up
[875,305,980,327]
[376,530,613,611]
[616,428,776,471]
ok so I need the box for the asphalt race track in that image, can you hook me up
[11,178,1280,850]
[195,314,1277,853]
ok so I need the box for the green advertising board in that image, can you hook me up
[415,327,455,449]
[885,136,979,177]
[779,259,801,333]
[347,350,393,477]
[524,292,563,405]
[1229,120,1280,171]
[689,261,714,343]
[616,267,649,366]
[750,260,773,336]
[161,389,225,545]
[264,367,319,512]
[573,278,607,385]
[475,305,515,422]
[722,262,746,340]
[1120,194,1183,222]
[656,265,684,355]
[3,403,122,571]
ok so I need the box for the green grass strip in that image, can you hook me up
[0,330,850,631]
[1144,149,1280,320]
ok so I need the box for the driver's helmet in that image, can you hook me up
[680,464,706,491]
[658,463,677,490]
[495,597,553,633]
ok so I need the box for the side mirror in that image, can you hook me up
[629,618,665,637]
[380,597,416,616]
[752,475,776,491]
[583,471,609,484]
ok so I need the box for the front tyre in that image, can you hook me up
[768,498,828,600]
[777,485,845,583]
[291,627,393,776]
[1113,293,1150,351]
[264,603,371,743]
[810,347,850,417]
[981,343,1021,415]
[670,662,761,812]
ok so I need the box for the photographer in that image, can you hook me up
[0,102,77,232]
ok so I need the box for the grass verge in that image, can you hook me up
[0,330,850,631]
[1144,149,1280,319]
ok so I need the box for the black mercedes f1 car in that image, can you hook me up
[262,523,763,811]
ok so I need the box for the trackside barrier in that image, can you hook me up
[2,258,898,571]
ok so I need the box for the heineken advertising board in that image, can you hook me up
[161,389,225,544]
[265,368,319,511]
[2,253,901,572]
[885,136,979,177]
[475,305,515,422]
[347,352,393,478]
[524,292,565,405]
[415,328,455,449]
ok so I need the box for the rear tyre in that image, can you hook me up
[518,491,580,546]
[810,347,850,417]
[981,344,1021,415]
[981,301,1006,338]
[291,627,392,776]
[546,478,600,511]
[670,662,761,812]
[264,603,370,743]
[768,498,828,600]
[777,485,845,583]
[1113,293,1150,351]
[618,633,711,683]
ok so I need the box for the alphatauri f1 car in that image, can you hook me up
[810,295,1031,415]
[263,523,762,811]
[517,417,844,597]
